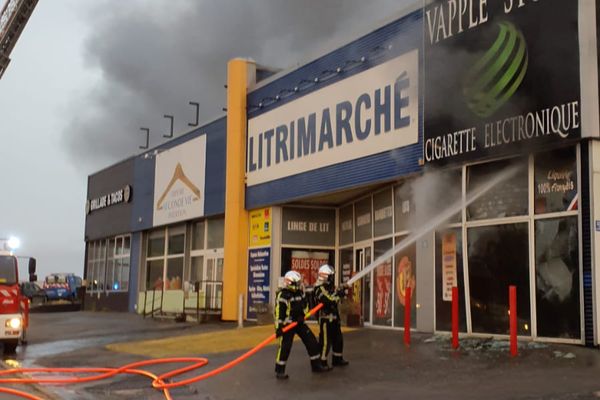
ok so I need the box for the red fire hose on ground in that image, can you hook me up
[0,303,324,400]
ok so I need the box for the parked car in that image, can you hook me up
[20,282,46,304]
[43,273,82,302]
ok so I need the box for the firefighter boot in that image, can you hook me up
[275,364,288,380]
[332,355,349,367]
[311,358,331,373]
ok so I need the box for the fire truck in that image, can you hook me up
[0,240,35,353]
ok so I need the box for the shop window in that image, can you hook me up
[207,218,224,249]
[373,189,393,238]
[192,220,206,250]
[106,251,114,292]
[535,217,580,338]
[91,235,131,293]
[373,238,393,327]
[435,229,467,332]
[168,231,185,255]
[339,206,354,246]
[120,257,130,291]
[393,235,416,328]
[115,237,122,255]
[467,158,528,221]
[339,248,353,284]
[394,180,415,233]
[190,256,204,284]
[166,258,184,289]
[467,223,531,335]
[281,248,334,287]
[432,169,462,224]
[85,243,94,291]
[111,235,131,292]
[148,234,165,257]
[97,241,106,292]
[165,227,185,290]
[534,147,578,214]
[354,246,372,323]
[354,197,372,242]
[146,229,166,290]
[146,259,164,290]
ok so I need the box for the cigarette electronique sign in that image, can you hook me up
[423,0,580,165]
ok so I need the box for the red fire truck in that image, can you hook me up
[0,244,35,353]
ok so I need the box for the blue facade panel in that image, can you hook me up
[246,10,423,208]
[128,231,142,312]
[131,116,227,232]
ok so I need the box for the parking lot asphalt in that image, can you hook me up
[2,311,600,400]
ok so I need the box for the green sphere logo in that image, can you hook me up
[463,21,528,118]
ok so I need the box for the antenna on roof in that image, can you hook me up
[163,115,174,138]
[139,127,149,149]
[188,101,199,127]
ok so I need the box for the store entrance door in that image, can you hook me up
[355,244,372,324]
[204,252,224,310]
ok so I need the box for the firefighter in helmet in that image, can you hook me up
[314,264,349,368]
[274,270,330,379]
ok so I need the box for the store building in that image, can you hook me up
[84,0,600,346]
[84,116,227,313]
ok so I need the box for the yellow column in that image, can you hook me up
[222,58,254,321]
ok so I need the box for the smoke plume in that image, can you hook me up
[62,0,413,172]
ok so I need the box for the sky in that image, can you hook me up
[0,0,411,281]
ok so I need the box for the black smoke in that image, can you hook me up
[62,0,412,172]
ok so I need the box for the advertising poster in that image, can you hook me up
[249,208,272,247]
[153,135,206,226]
[534,148,578,214]
[290,250,330,286]
[424,0,580,166]
[247,247,271,320]
[394,241,416,328]
[373,259,393,325]
[442,232,457,302]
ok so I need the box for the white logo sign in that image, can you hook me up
[86,185,132,215]
[153,135,206,226]
[247,49,419,187]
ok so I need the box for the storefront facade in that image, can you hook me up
[84,117,226,313]
[84,0,600,346]
[234,0,600,345]
[84,158,135,311]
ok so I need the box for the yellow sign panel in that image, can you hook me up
[249,208,272,247]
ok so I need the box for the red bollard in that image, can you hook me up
[509,285,518,357]
[452,286,459,349]
[404,286,411,346]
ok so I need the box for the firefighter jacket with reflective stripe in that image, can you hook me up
[313,283,341,319]
[274,288,309,329]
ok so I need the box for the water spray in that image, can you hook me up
[346,164,521,285]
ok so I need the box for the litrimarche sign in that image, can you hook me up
[247,49,419,186]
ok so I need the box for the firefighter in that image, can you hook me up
[274,270,329,379]
[314,264,349,368]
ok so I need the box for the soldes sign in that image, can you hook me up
[423,0,580,165]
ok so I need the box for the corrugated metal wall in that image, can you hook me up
[581,141,595,346]
[246,10,423,208]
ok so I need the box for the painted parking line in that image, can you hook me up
[107,324,356,358]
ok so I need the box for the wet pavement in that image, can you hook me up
[2,312,600,399]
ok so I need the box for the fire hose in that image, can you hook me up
[0,166,521,399]
[0,303,324,400]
